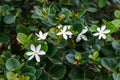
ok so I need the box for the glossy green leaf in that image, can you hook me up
[49,64,66,79]
[69,68,84,80]
[98,0,106,8]
[4,15,15,24]
[6,58,20,71]
[114,10,120,18]
[66,53,76,64]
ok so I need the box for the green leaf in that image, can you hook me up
[78,8,87,18]
[114,10,120,18]
[98,0,106,8]
[4,15,15,24]
[0,33,10,43]
[66,53,76,64]
[58,8,71,22]
[40,72,50,80]
[49,64,66,79]
[73,23,83,33]
[35,69,42,79]
[23,73,36,80]
[101,58,117,71]
[17,33,28,44]
[69,67,84,80]
[112,72,120,80]
[87,7,97,13]
[6,72,18,80]
[3,51,11,58]
[112,41,119,49]
[102,19,116,33]
[6,58,20,71]
[46,44,58,56]
[89,25,98,32]
[111,19,120,28]
[16,24,29,33]
[22,66,36,74]
[75,53,82,61]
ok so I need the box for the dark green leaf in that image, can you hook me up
[49,64,66,79]
[4,15,15,24]
[0,33,10,43]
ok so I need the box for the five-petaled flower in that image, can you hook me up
[26,44,46,62]
[57,26,73,40]
[35,31,48,40]
[76,27,88,42]
[93,25,110,39]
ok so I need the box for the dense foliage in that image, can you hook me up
[0,0,120,80]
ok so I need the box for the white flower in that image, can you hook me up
[26,44,46,62]
[57,26,73,40]
[76,28,88,42]
[93,25,110,39]
[35,31,48,40]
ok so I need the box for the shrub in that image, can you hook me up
[0,0,120,80]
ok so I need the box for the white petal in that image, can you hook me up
[63,34,68,40]
[35,33,40,37]
[35,55,40,62]
[57,24,62,29]
[102,34,106,39]
[103,30,110,34]
[67,25,71,29]
[39,31,43,36]
[36,44,41,52]
[76,35,81,42]
[30,44,36,52]
[63,26,67,32]
[26,52,34,56]
[98,34,102,39]
[81,35,88,41]
[57,32,63,35]
[93,33,100,36]
[44,33,48,37]
[28,55,34,60]
[65,31,73,36]
[38,51,46,55]
[97,27,101,32]
[81,29,87,34]
[101,25,106,31]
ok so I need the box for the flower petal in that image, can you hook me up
[98,34,102,39]
[65,31,73,36]
[36,44,41,52]
[28,55,34,60]
[26,52,34,56]
[93,33,100,36]
[38,51,46,55]
[76,35,81,42]
[102,34,106,39]
[35,55,40,62]
[63,34,68,40]
[101,25,106,31]
[57,32,62,35]
[63,26,67,32]
[103,30,110,34]
[30,44,36,52]
[57,24,62,29]
[97,27,101,32]
[81,35,88,41]
[81,28,88,34]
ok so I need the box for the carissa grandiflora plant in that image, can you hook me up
[1,0,120,80]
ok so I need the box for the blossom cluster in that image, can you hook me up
[25,24,110,62]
